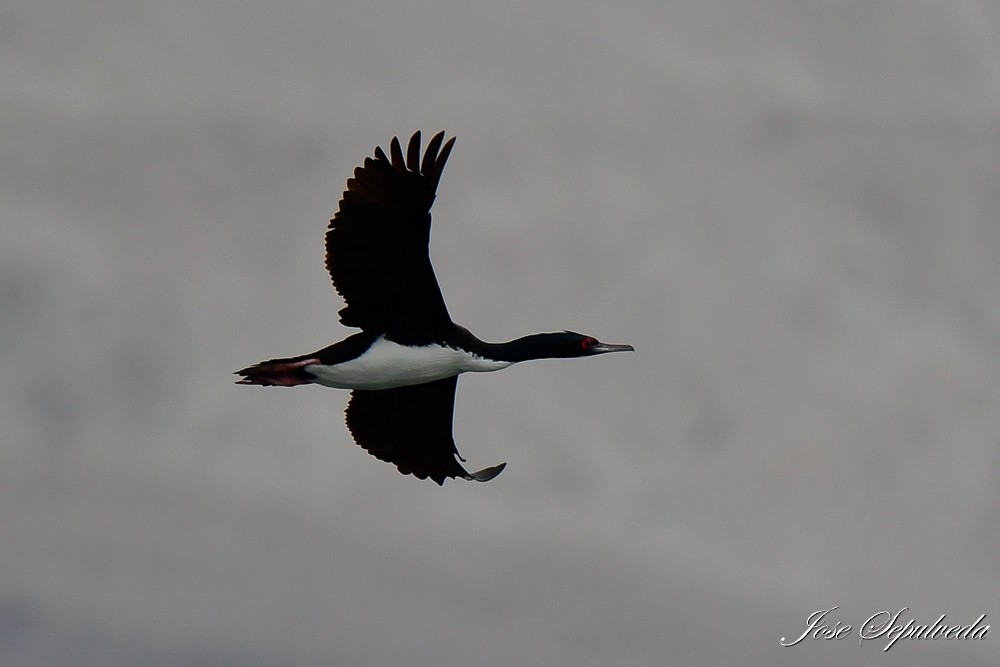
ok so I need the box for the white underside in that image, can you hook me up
[305,335,513,390]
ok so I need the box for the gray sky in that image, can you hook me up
[3,1,999,665]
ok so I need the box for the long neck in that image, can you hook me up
[469,333,570,363]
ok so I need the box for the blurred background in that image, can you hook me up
[2,1,998,665]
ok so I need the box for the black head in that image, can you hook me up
[560,331,635,357]
[500,331,634,361]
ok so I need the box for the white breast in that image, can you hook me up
[305,336,513,390]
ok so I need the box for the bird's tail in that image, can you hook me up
[234,357,320,387]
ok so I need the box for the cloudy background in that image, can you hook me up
[3,1,999,665]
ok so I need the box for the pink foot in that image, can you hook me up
[235,358,320,386]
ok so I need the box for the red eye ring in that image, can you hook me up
[580,337,598,350]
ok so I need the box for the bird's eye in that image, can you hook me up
[580,337,598,350]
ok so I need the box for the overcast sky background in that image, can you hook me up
[3,1,1000,665]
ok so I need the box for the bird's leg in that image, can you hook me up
[234,358,320,386]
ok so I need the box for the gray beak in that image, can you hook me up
[592,342,635,354]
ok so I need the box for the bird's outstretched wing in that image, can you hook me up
[326,131,456,345]
[345,376,506,485]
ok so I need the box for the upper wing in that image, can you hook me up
[326,131,456,345]
[344,376,506,485]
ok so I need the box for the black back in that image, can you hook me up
[325,131,456,345]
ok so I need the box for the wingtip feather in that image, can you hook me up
[434,137,456,181]
[421,131,445,177]
[466,462,507,483]
[406,131,421,171]
[389,136,404,168]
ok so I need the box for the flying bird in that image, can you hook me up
[236,131,633,484]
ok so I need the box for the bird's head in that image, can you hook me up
[564,332,635,356]
[514,331,635,359]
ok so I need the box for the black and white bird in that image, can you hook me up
[236,131,633,484]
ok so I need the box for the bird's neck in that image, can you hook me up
[471,333,569,363]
